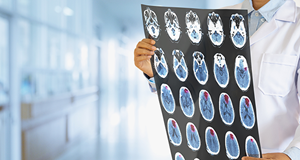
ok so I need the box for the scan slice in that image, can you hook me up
[179,86,194,118]
[167,118,182,146]
[154,48,168,78]
[173,49,188,82]
[175,152,185,160]
[165,9,181,42]
[235,55,250,91]
[225,131,240,159]
[144,7,160,39]
[199,90,214,122]
[245,136,260,158]
[219,93,235,125]
[186,122,201,151]
[160,84,175,114]
[205,126,220,155]
[185,10,202,44]
[193,51,208,85]
[207,12,225,47]
[239,96,255,129]
[213,53,229,88]
[230,13,247,49]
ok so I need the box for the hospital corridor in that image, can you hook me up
[0,0,300,160]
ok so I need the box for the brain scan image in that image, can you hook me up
[167,118,182,146]
[193,51,208,85]
[205,126,220,155]
[165,9,181,42]
[207,12,225,47]
[173,49,188,82]
[219,93,235,125]
[239,96,255,129]
[179,87,195,118]
[199,90,214,122]
[186,122,201,151]
[225,131,240,159]
[245,136,260,158]
[154,48,168,78]
[213,53,229,88]
[194,159,199,160]
[185,10,202,44]
[230,13,246,49]
[144,7,160,39]
[160,84,175,114]
[235,55,250,91]
[175,152,185,160]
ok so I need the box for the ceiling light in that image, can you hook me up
[63,7,74,16]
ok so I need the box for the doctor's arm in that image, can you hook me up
[134,38,158,92]
[134,38,156,78]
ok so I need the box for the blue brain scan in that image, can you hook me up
[225,131,240,159]
[186,122,201,151]
[235,55,250,91]
[230,13,246,49]
[167,118,182,146]
[160,84,175,114]
[173,50,188,82]
[199,90,214,122]
[239,96,255,129]
[175,152,185,160]
[154,48,168,78]
[164,9,181,42]
[219,93,235,125]
[193,51,208,85]
[214,53,229,88]
[185,10,202,44]
[245,136,260,158]
[144,7,160,39]
[179,87,194,118]
[205,126,220,155]
[207,12,225,47]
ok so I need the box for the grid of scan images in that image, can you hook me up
[142,5,262,160]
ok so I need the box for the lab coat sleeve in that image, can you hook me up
[284,147,300,160]
[144,73,157,93]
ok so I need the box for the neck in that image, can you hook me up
[252,0,270,10]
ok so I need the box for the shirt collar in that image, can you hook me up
[242,0,286,22]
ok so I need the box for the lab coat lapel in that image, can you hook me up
[249,19,278,46]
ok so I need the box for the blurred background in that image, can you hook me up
[0,0,299,160]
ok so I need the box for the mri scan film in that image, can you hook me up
[142,5,261,160]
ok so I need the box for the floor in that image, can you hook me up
[55,85,172,160]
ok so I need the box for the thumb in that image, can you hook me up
[262,153,274,159]
[242,156,268,160]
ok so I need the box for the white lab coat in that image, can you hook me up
[224,0,300,154]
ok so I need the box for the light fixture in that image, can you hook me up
[63,7,74,16]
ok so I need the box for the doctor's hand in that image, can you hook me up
[134,38,156,78]
[242,153,291,160]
